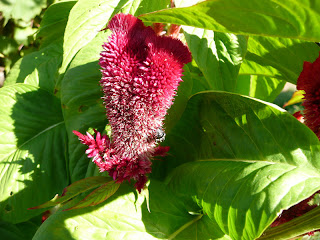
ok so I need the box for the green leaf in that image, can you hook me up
[66,181,120,210]
[37,1,77,48]
[4,41,63,93]
[163,91,320,239]
[0,0,46,24]
[236,36,318,102]
[183,26,247,92]
[30,176,110,209]
[240,36,320,84]
[33,180,227,240]
[167,161,320,239]
[59,0,124,75]
[235,75,286,102]
[139,0,320,41]
[0,84,68,223]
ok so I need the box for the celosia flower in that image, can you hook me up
[74,13,191,192]
[297,53,320,139]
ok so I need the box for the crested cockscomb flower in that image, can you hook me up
[297,53,320,139]
[74,13,191,192]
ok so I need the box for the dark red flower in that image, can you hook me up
[74,13,191,192]
[297,53,320,139]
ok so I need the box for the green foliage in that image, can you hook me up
[165,92,320,239]
[0,84,68,223]
[0,0,46,24]
[139,0,320,41]
[1,0,320,239]
[30,176,112,209]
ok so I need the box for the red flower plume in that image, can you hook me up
[74,14,191,192]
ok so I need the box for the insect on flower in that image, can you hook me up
[155,128,166,142]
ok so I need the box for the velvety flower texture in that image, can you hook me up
[297,53,320,139]
[74,14,191,192]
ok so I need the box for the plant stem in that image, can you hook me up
[168,214,203,240]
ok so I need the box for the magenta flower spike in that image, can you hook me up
[74,13,191,192]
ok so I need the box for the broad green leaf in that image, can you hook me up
[240,36,320,84]
[139,0,320,41]
[167,161,320,240]
[0,84,68,223]
[0,0,46,24]
[30,176,110,209]
[66,181,120,210]
[162,91,320,239]
[235,75,286,102]
[236,36,318,102]
[37,1,76,48]
[183,26,247,92]
[33,181,227,240]
[59,0,124,75]
[4,41,63,93]
[164,91,320,171]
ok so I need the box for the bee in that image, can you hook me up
[155,127,166,143]
[147,127,166,143]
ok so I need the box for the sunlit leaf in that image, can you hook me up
[29,176,110,209]
[139,0,320,41]
[0,84,68,223]
[164,91,320,239]
[65,181,120,210]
